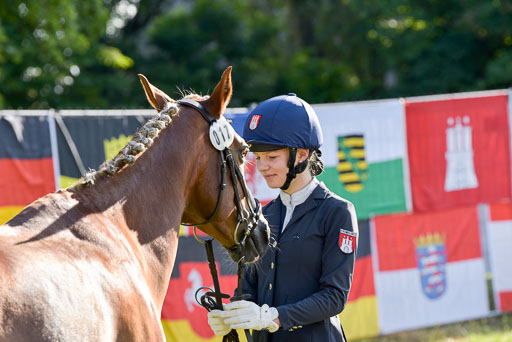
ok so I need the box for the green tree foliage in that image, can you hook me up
[1,0,512,109]
[0,0,133,109]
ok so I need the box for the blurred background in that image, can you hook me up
[1,1,512,341]
[1,0,512,109]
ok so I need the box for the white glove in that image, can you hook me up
[207,309,231,336]
[221,300,279,332]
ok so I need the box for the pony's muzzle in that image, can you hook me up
[228,215,269,264]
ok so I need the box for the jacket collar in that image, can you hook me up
[264,181,329,239]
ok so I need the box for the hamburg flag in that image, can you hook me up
[405,92,511,212]
[0,115,55,224]
[486,202,512,312]
[314,100,410,219]
[372,206,489,333]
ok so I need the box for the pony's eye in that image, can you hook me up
[240,152,246,163]
[241,146,249,160]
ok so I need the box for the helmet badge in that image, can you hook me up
[249,114,262,130]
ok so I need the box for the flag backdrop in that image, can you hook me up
[161,237,241,341]
[372,206,489,334]
[486,201,512,312]
[56,115,147,188]
[339,220,379,340]
[313,100,410,220]
[0,115,55,224]
[2,89,511,340]
[405,93,511,212]
[225,112,279,205]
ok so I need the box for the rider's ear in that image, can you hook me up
[138,74,174,112]
[297,148,310,163]
[205,66,233,119]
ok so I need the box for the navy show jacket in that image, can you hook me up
[242,182,358,342]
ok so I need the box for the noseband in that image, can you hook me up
[178,99,259,342]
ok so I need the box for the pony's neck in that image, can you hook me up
[83,111,205,309]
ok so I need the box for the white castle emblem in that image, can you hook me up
[340,235,354,253]
[444,116,478,191]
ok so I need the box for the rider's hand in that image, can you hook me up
[221,300,279,332]
[207,309,232,336]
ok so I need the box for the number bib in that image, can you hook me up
[209,117,235,151]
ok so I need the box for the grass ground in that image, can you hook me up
[357,313,512,342]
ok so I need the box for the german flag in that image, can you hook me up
[339,219,379,340]
[337,135,368,193]
[0,116,55,224]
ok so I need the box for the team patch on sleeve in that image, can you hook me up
[339,229,357,254]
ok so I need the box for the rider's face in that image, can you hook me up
[253,148,289,189]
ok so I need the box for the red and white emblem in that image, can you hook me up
[339,229,357,254]
[249,114,262,130]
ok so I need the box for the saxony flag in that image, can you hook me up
[313,99,410,219]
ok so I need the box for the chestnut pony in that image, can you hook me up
[0,67,269,341]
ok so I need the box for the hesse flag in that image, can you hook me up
[486,202,512,312]
[405,93,511,212]
[372,206,489,334]
[314,100,410,220]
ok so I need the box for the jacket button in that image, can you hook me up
[298,325,303,328]
[269,283,272,290]
[270,262,274,269]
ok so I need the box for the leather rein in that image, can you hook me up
[178,99,259,342]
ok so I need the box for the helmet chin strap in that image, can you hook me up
[280,148,310,191]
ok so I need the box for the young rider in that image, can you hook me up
[208,93,358,341]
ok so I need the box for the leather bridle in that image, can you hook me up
[178,99,259,342]
[178,98,262,248]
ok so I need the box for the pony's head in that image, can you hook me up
[138,67,270,264]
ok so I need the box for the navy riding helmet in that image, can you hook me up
[242,93,323,190]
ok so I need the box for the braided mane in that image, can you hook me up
[77,94,208,188]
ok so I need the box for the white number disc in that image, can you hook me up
[209,118,235,151]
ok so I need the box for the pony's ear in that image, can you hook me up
[138,74,174,112]
[205,66,233,119]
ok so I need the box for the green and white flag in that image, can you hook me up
[313,99,410,219]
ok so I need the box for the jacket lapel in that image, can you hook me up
[263,197,284,242]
